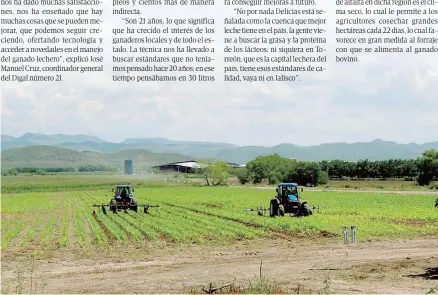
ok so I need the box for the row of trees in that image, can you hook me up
[234,149,438,186]
[77,164,119,172]
[3,167,75,176]
[3,164,121,175]
[13,167,75,173]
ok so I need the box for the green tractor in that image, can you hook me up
[93,184,159,214]
[269,183,313,217]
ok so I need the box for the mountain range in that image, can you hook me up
[1,133,438,169]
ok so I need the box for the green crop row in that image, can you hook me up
[1,175,169,193]
[139,187,438,239]
[2,187,438,253]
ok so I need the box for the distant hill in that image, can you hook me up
[1,133,104,150]
[55,138,238,158]
[0,145,194,170]
[1,133,438,164]
[215,139,438,163]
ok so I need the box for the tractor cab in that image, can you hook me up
[113,184,134,203]
[276,183,299,203]
[270,182,312,217]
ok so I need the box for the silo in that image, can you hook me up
[124,159,133,175]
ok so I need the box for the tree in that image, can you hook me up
[7,168,18,176]
[327,160,346,179]
[195,159,230,186]
[286,161,327,186]
[246,154,296,184]
[209,160,229,185]
[417,149,438,186]
[234,167,252,184]
[356,159,372,179]
[195,159,211,186]
[401,159,418,179]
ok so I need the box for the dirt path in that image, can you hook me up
[2,237,437,294]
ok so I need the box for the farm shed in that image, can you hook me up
[152,161,204,173]
[152,160,243,173]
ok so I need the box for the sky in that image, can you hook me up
[1,1,438,146]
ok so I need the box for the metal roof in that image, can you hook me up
[172,161,206,168]
[152,160,244,168]
[156,160,197,166]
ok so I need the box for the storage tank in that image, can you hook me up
[124,159,133,175]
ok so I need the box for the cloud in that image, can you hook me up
[1,1,438,146]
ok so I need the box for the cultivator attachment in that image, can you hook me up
[243,207,269,216]
[244,204,320,217]
[312,205,320,212]
[92,203,159,215]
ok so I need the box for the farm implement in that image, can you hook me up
[245,183,319,218]
[92,184,159,214]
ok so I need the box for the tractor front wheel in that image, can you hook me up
[301,203,312,216]
[269,199,279,217]
[279,204,285,216]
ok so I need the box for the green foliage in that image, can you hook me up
[285,161,325,186]
[78,164,119,172]
[244,150,438,187]
[317,170,329,185]
[417,149,438,186]
[1,175,169,193]
[11,167,75,174]
[4,168,18,176]
[246,155,327,186]
[195,159,230,186]
[209,161,229,185]
[234,167,252,184]
[246,154,296,184]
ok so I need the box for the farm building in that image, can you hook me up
[152,160,243,173]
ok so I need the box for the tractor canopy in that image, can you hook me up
[277,183,299,201]
[114,184,134,199]
[279,183,298,187]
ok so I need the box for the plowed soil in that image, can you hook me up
[2,236,437,293]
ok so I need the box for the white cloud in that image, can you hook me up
[1,1,438,145]
[78,100,105,121]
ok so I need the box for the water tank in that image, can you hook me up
[124,159,133,175]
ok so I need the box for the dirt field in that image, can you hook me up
[2,236,437,294]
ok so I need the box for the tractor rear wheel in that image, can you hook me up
[269,199,279,217]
